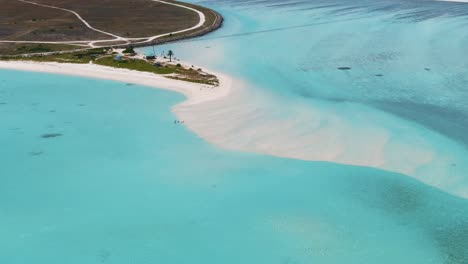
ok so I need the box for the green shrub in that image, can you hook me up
[122,46,135,54]
[16,44,52,53]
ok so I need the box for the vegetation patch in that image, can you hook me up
[1,48,107,63]
[17,44,53,53]
[122,46,136,54]
[0,43,82,55]
[94,55,219,85]
[1,47,219,85]
[95,56,176,74]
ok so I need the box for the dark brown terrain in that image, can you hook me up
[0,0,222,54]
[0,0,107,41]
[29,0,200,38]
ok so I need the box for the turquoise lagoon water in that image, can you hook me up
[1,70,468,263]
[2,0,468,263]
[144,0,468,199]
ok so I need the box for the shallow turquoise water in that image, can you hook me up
[153,0,468,144]
[1,70,467,263]
[146,1,468,195]
[2,0,468,263]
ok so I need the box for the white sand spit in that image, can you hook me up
[1,60,468,198]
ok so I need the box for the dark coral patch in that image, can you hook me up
[41,133,62,138]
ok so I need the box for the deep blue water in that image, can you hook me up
[2,0,468,263]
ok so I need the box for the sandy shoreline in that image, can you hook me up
[1,60,468,198]
[0,60,232,105]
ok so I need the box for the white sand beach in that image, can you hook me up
[0,61,232,104]
[1,60,468,198]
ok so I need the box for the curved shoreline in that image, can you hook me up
[0,61,231,104]
[1,60,468,199]
[128,8,223,49]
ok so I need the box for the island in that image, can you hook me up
[0,0,227,106]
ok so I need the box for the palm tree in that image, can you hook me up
[167,50,174,62]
